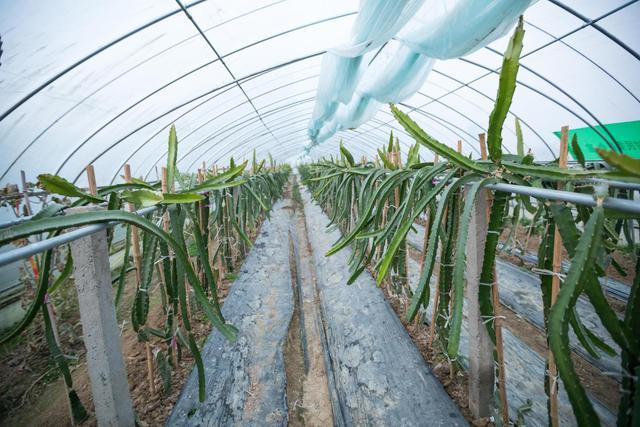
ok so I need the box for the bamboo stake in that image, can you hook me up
[479,133,509,424]
[124,165,142,286]
[20,171,38,290]
[396,149,411,304]
[36,169,74,425]
[427,154,441,349]
[548,126,569,427]
[124,164,156,396]
[416,172,431,328]
[212,166,225,279]
[159,168,179,369]
[197,169,206,284]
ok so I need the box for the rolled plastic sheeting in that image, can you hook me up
[308,0,535,146]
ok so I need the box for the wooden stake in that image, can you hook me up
[160,167,171,236]
[478,133,487,161]
[479,133,509,424]
[124,164,156,396]
[457,140,462,155]
[85,165,97,196]
[124,165,142,286]
[548,126,569,427]
[20,170,32,216]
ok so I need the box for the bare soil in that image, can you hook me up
[499,224,636,286]
[285,182,334,426]
[498,304,620,411]
[285,229,307,427]
[405,247,620,413]
[1,227,262,427]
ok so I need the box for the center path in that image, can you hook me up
[167,188,466,426]
[168,199,294,426]
[301,190,466,426]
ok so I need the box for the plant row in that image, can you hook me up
[0,127,289,422]
[300,17,639,427]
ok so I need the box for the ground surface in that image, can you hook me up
[0,228,256,426]
[1,185,632,426]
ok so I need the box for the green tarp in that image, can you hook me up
[554,120,640,161]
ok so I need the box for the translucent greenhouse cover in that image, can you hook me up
[0,0,638,187]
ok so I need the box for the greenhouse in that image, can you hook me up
[0,0,639,426]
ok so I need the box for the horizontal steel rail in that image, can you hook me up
[0,206,158,266]
[486,183,640,215]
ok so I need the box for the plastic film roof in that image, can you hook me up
[0,0,638,186]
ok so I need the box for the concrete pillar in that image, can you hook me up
[69,208,135,427]
[465,186,495,418]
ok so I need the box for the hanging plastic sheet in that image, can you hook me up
[308,0,425,139]
[308,0,536,146]
[334,95,381,130]
[359,42,435,102]
[399,0,537,59]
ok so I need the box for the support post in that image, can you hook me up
[466,185,494,418]
[69,207,135,427]
[548,125,569,427]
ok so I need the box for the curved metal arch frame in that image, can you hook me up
[0,0,211,122]
[112,74,320,183]
[183,98,318,172]
[548,0,640,61]
[484,45,622,151]
[194,101,468,171]
[205,111,320,167]
[460,56,621,151]
[0,0,292,183]
[233,128,392,165]
[8,10,356,182]
[524,19,639,105]
[57,6,358,177]
[138,81,488,180]
[196,98,462,171]
[423,71,553,155]
[205,111,410,168]
[2,0,637,182]
[174,80,320,167]
[223,117,417,168]
[141,74,497,177]
[239,125,395,164]
[69,51,325,183]
[350,1,639,155]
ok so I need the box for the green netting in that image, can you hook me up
[555,121,640,161]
